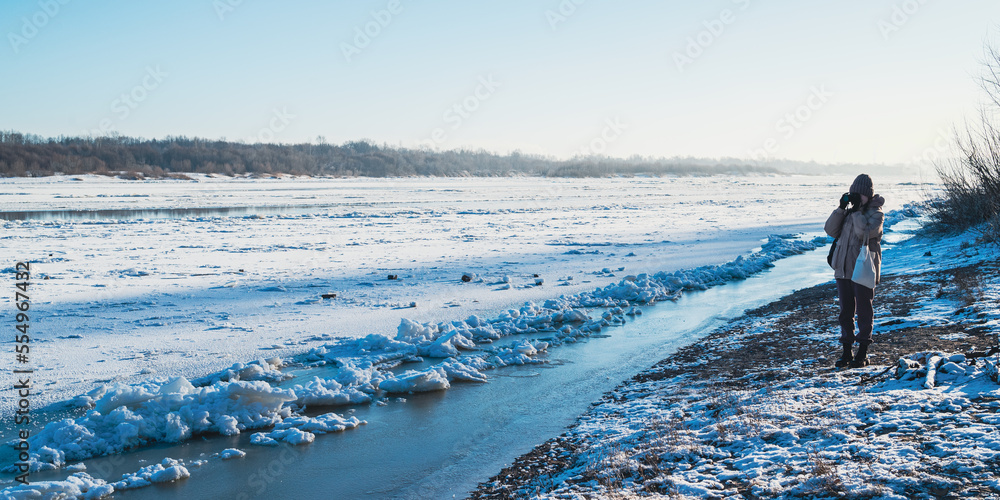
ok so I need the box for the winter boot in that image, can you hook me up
[835,344,853,368]
[850,343,869,368]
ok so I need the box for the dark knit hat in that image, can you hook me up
[849,174,873,198]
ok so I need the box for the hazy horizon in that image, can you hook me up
[3,1,999,166]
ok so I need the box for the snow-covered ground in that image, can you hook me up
[473,221,1000,499]
[0,174,932,497]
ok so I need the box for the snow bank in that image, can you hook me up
[0,458,192,499]
[883,200,930,229]
[289,236,820,400]
[380,235,824,351]
[0,472,114,499]
[7,377,297,472]
[4,233,822,477]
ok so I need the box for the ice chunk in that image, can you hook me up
[158,377,195,395]
[271,412,365,434]
[220,448,246,460]
[379,368,450,393]
[114,458,190,490]
[0,472,114,498]
[268,428,315,445]
[441,360,488,383]
[94,385,157,415]
[192,359,290,385]
[396,318,440,343]
[22,380,296,469]
[150,465,190,483]
[294,376,373,406]
[250,433,278,446]
[356,333,414,353]
[420,331,476,358]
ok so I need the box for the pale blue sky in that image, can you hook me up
[2,0,998,164]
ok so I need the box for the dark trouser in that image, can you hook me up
[836,278,874,346]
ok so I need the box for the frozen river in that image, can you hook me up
[0,174,930,497]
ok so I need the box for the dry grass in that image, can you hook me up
[798,448,845,496]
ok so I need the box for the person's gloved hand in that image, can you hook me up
[839,193,850,210]
[848,193,862,211]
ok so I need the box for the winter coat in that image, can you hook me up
[824,195,885,287]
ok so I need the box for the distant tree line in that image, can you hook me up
[0,131,887,178]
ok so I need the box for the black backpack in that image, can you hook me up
[826,237,837,268]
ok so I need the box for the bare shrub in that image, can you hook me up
[933,43,1000,242]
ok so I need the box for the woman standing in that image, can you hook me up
[825,174,885,368]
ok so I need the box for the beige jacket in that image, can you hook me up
[824,195,885,287]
